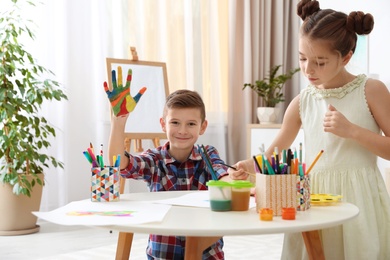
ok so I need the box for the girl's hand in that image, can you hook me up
[228,161,251,180]
[104,66,147,117]
[323,104,353,138]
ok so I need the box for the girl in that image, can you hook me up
[231,0,390,259]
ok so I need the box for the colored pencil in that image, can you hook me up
[306,150,324,175]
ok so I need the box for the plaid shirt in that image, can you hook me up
[121,142,228,259]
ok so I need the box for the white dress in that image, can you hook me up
[281,74,390,260]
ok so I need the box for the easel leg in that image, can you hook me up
[184,236,220,260]
[302,230,325,260]
[116,232,134,260]
[135,139,143,152]
[152,138,160,148]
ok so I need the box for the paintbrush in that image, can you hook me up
[220,162,256,177]
[200,145,218,180]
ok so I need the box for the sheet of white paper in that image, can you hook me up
[33,199,171,226]
[151,191,257,208]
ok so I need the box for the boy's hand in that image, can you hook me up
[104,66,147,117]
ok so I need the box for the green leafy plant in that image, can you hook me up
[0,0,68,196]
[243,65,300,107]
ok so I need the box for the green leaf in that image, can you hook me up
[0,0,68,196]
[243,65,300,107]
[13,183,21,195]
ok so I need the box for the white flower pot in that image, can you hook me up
[257,107,281,124]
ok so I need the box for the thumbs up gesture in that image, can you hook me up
[323,104,352,138]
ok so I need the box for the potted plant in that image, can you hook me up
[243,65,300,124]
[0,0,67,235]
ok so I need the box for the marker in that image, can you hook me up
[255,154,263,173]
[98,155,104,168]
[87,147,100,168]
[282,149,287,164]
[299,143,303,163]
[287,149,292,174]
[263,154,275,175]
[294,148,298,161]
[83,151,93,164]
[299,162,304,177]
[294,158,299,175]
[262,154,266,174]
[281,164,288,174]
[115,154,121,167]
[87,147,97,162]
[271,155,278,174]
[99,144,104,167]
[274,147,279,174]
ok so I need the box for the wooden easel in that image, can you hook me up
[107,49,169,259]
[110,47,169,194]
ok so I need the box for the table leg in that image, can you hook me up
[184,236,221,260]
[301,230,325,260]
[116,232,134,260]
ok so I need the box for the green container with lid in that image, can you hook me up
[206,180,232,211]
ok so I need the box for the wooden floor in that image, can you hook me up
[0,220,283,259]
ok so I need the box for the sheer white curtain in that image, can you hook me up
[227,0,300,163]
[125,0,228,158]
[26,0,299,210]
[27,0,122,211]
[24,0,227,210]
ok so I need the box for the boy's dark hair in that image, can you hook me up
[163,89,206,122]
[297,0,374,57]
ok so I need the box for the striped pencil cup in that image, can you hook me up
[91,166,120,202]
[255,174,297,216]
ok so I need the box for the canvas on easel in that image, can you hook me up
[106,58,169,135]
[106,57,169,193]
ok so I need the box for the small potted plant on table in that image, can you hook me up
[243,65,300,124]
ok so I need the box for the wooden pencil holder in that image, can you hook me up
[255,174,297,216]
[91,167,120,202]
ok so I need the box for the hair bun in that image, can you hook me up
[297,0,320,21]
[347,11,374,35]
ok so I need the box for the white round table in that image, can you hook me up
[106,191,359,260]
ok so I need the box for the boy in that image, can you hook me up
[105,67,230,259]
